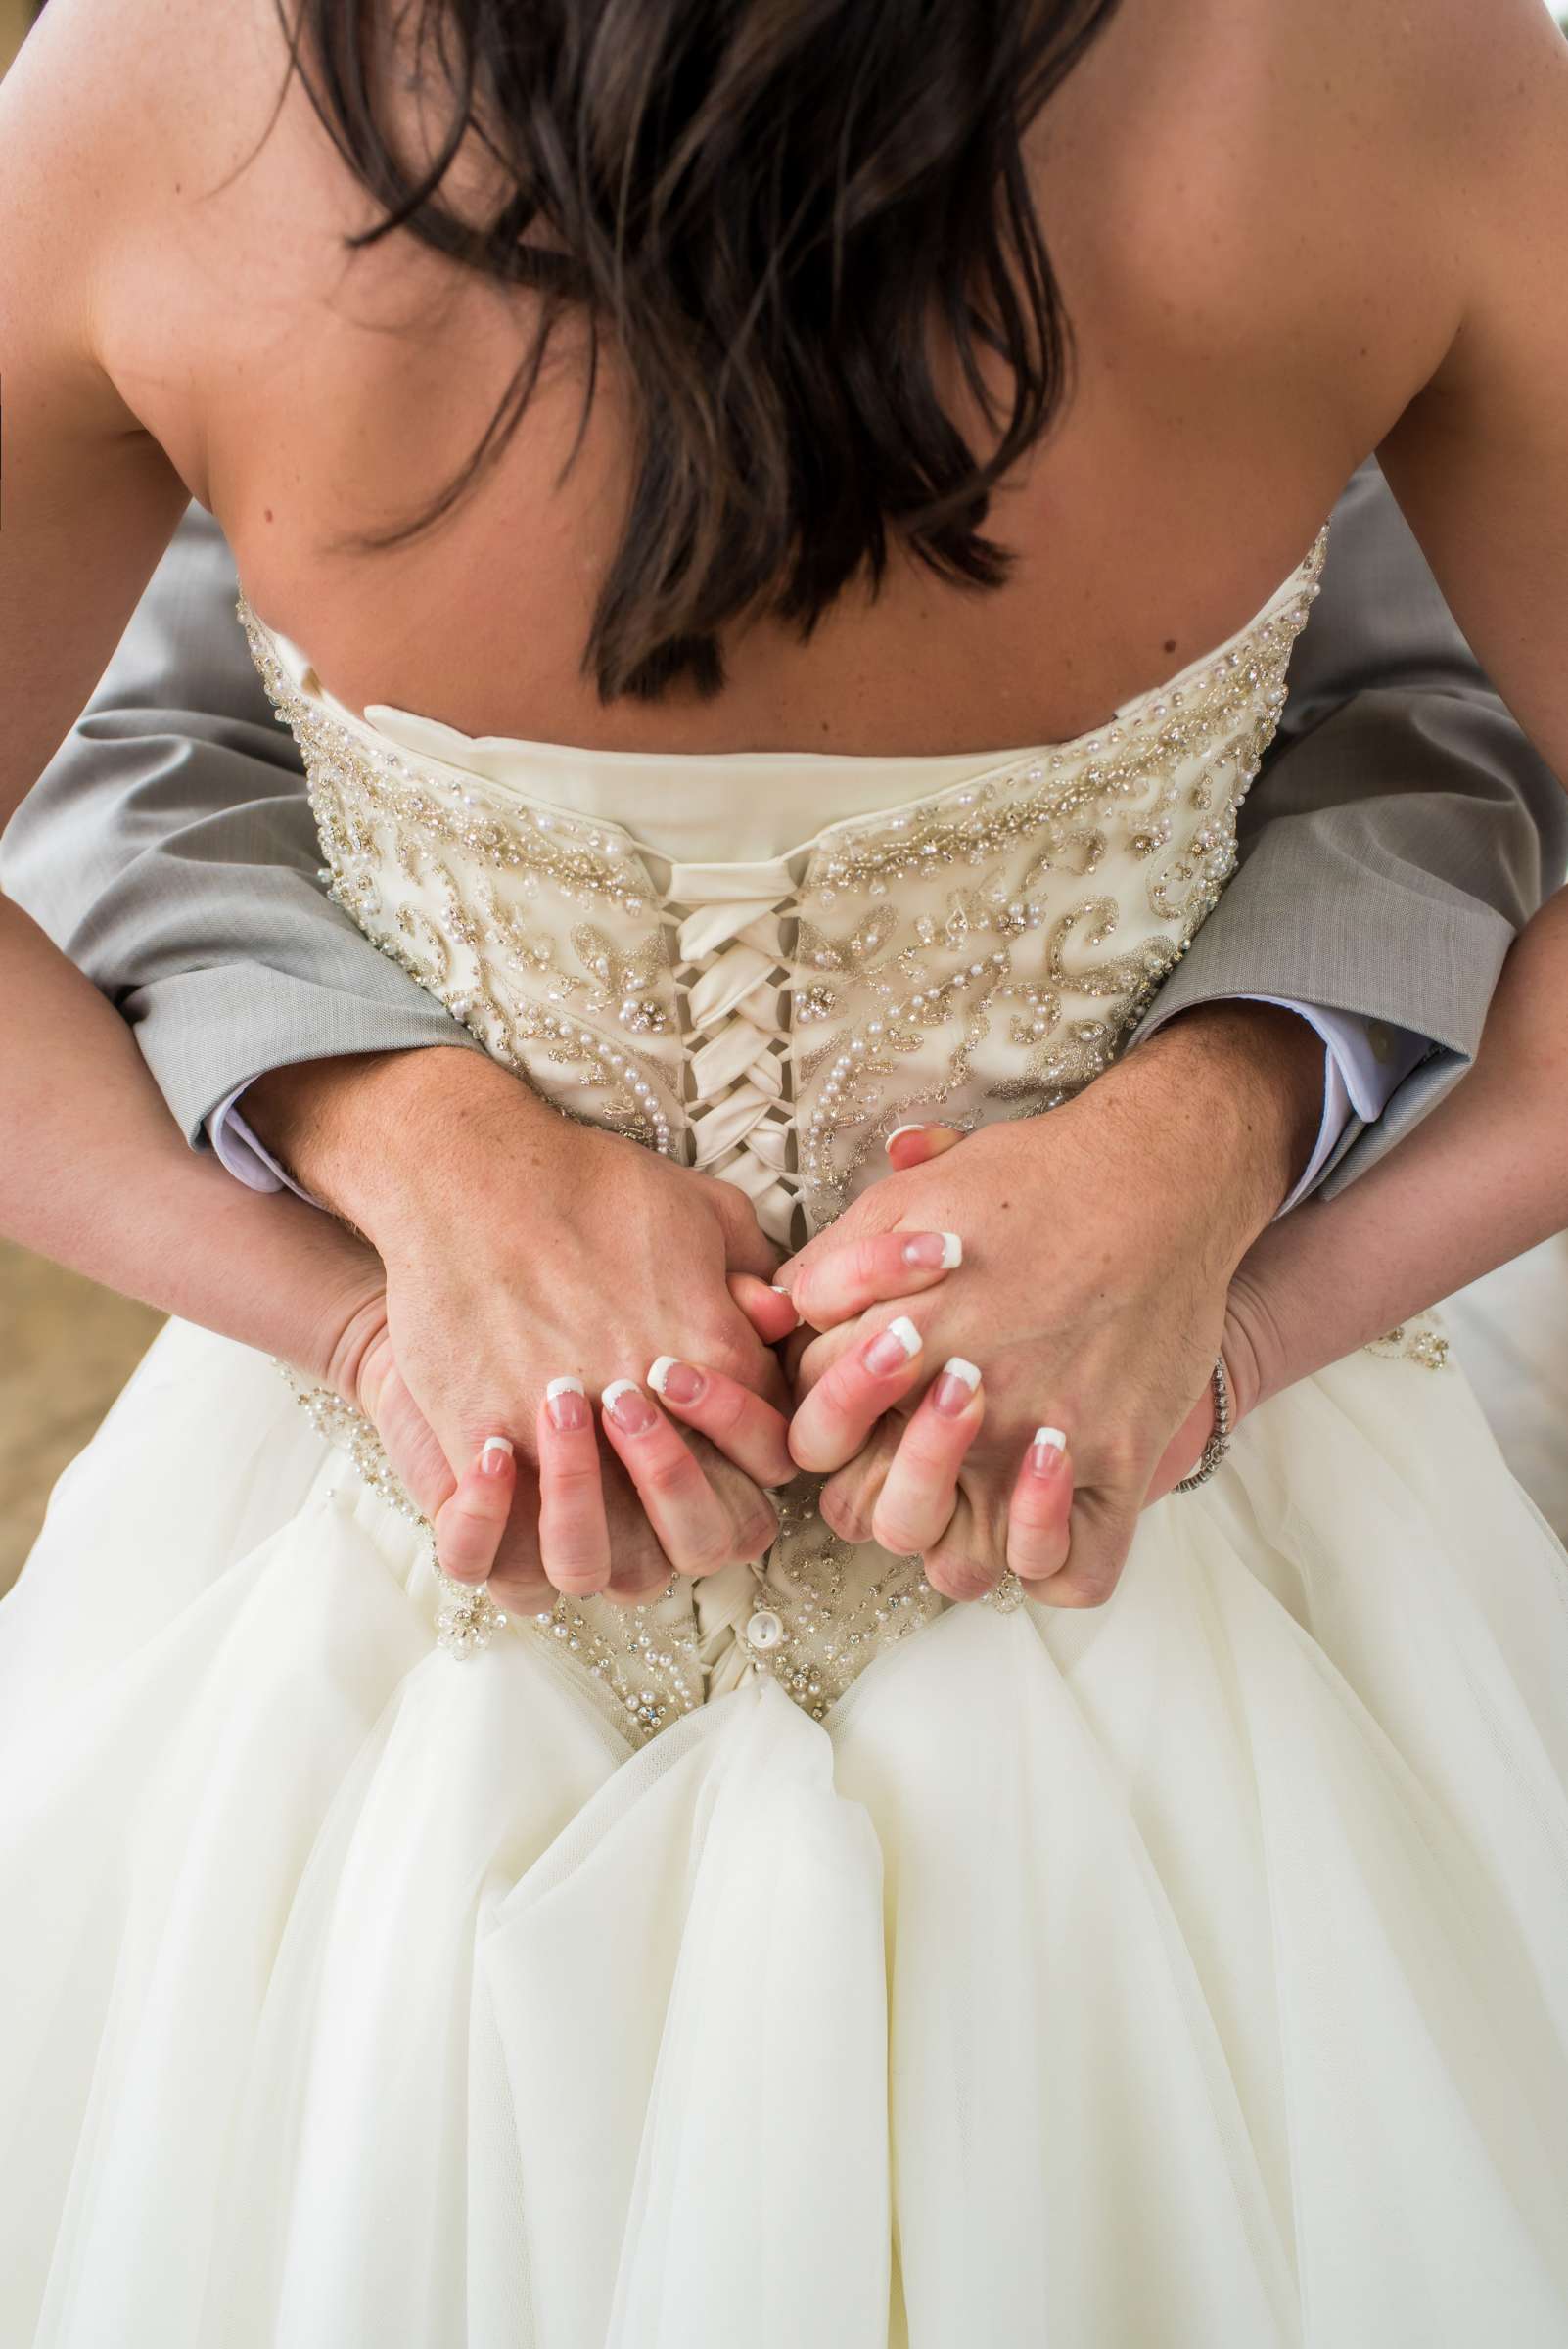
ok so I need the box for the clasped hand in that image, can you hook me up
[331,1101,1247,1620]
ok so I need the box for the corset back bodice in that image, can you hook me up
[238,526,1327,1738]
[239,529,1326,1250]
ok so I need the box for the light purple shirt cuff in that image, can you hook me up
[1234,996,1426,1213]
[209,1085,320,1204]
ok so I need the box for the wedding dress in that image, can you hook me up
[4,522,1567,2348]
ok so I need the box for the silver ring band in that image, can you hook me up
[1174,1356,1231,1494]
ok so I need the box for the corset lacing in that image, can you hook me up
[663,853,806,1247]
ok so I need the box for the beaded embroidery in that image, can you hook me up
[1366,1312,1452,1372]
[244,526,1328,1738]
[279,1366,1023,1738]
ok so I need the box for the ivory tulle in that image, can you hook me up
[2,1317,1567,2346]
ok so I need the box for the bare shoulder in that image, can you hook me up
[0,0,304,426]
[1046,0,1568,421]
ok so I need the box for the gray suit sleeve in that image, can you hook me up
[1130,458,1568,1192]
[0,504,484,1145]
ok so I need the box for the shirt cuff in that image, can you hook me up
[208,1083,322,1207]
[1236,996,1428,1213]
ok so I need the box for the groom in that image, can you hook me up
[5,461,1563,1600]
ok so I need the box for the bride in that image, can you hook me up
[3,0,1568,2339]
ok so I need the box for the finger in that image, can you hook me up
[1005,1425,1074,1583]
[487,1469,552,1607]
[687,1438,781,1572]
[646,1356,795,1489]
[870,1358,985,1558]
[788,1313,928,1473]
[726,1272,801,1346]
[780,1230,963,1333]
[600,1379,758,1578]
[599,1451,681,1608]
[707,1176,783,1281]
[705,1303,793,1410]
[1038,1487,1142,1609]
[434,1434,516,1585]
[884,1122,964,1173]
[791,1318,857,1399]
[819,1418,902,1543]
[922,1484,1008,1604]
[534,1378,613,1597]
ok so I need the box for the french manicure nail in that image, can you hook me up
[545,1376,589,1433]
[864,1315,923,1376]
[768,1285,801,1325]
[648,1356,705,1405]
[901,1231,963,1270]
[932,1357,982,1416]
[603,1379,657,1435]
[885,1124,926,1146]
[479,1435,515,1476]
[1028,1425,1068,1476]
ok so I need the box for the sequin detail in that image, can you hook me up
[1366,1313,1452,1371]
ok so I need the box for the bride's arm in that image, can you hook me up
[1180,0,1568,1459]
[0,901,392,1374]
[0,6,383,1373]
[1374,0,1568,793]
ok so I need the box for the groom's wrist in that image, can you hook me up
[1121,1000,1326,1245]
[244,1045,545,1238]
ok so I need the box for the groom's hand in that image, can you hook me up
[247,1046,788,1612]
[777,1003,1324,1605]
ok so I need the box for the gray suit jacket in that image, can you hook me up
[5,462,1564,1195]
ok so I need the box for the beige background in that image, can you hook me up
[0,2,28,68]
[1,0,1564,1596]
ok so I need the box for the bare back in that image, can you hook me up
[19,0,1567,763]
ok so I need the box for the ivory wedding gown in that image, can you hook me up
[4,524,1568,2348]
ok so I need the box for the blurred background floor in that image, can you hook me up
[4,1233,1565,1597]
[1,1248,162,1593]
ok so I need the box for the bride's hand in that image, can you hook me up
[249,1045,796,1615]
[775,1004,1323,1605]
[322,1284,798,1603]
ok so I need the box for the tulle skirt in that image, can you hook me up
[2,1316,1567,2347]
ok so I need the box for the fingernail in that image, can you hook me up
[648,1356,705,1405]
[1028,1425,1067,1476]
[545,1376,589,1433]
[864,1315,923,1376]
[602,1379,657,1435]
[901,1231,962,1270]
[886,1124,926,1148]
[768,1285,801,1326]
[479,1435,514,1477]
[932,1357,982,1416]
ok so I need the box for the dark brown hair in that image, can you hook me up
[271,0,1121,703]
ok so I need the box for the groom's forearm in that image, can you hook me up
[243,1043,573,1242]
[1105,999,1326,1253]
